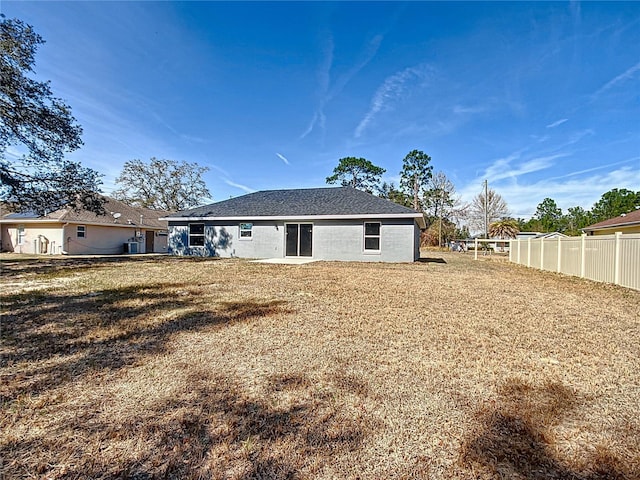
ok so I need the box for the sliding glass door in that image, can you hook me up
[285,223,313,257]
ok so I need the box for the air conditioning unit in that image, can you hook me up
[124,242,139,254]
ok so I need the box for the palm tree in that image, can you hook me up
[489,219,520,239]
[489,219,519,252]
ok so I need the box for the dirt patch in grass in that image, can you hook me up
[1,252,639,478]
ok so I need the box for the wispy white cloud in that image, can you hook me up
[224,179,256,194]
[355,64,433,138]
[453,104,486,115]
[276,152,290,165]
[302,33,383,139]
[546,118,568,128]
[592,61,640,98]
[546,156,640,181]
[488,154,569,183]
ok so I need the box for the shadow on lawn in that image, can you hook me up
[0,254,219,279]
[7,369,375,479]
[460,379,636,479]
[0,283,289,402]
[417,257,447,264]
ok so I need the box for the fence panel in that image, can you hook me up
[530,240,541,269]
[508,233,639,291]
[542,240,558,271]
[584,236,616,284]
[620,234,640,290]
[560,238,582,276]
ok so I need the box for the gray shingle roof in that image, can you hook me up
[167,187,421,218]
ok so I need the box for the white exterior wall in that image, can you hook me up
[169,219,419,262]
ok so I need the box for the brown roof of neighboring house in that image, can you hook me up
[1,197,170,229]
[583,208,640,232]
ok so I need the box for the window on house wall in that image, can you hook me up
[364,222,381,251]
[239,223,253,239]
[77,225,86,238]
[17,225,25,244]
[189,223,205,246]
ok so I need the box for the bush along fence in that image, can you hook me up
[509,233,640,291]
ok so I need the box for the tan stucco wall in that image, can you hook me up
[65,224,137,255]
[1,223,167,254]
[1,223,63,253]
[590,225,640,235]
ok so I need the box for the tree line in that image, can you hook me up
[518,189,640,236]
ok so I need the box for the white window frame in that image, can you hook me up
[17,225,25,245]
[188,223,205,247]
[77,225,86,238]
[239,222,253,240]
[363,221,381,253]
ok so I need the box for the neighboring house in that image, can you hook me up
[0,197,170,255]
[163,187,426,262]
[516,232,567,239]
[583,209,640,235]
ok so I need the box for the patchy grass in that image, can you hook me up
[1,252,639,479]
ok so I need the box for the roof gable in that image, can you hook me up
[168,187,422,218]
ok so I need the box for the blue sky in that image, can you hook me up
[4,1,639,219]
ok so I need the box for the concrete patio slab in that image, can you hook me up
[251,258,317,265]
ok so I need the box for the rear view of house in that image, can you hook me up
[1,197,170,255]
[163,187,425,262]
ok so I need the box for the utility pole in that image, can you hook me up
[483,179,488,239]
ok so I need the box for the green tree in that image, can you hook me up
[591,188,640,222]
[326,157,385,193]
[534,197,563,232]
[379,181,412,207]
[0,17,104,215]
[564,206,593,236]
[399,149,433,211]
[113,158,211,211]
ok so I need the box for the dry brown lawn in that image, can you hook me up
[1,252,639,479]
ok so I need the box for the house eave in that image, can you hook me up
[0,218,166,229]
[583,222,640,233]
[162,213,426,229]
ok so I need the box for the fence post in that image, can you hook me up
[580,234,586,278]
[527,238,531,268]
[614,232,622,285]
[557,236,562,273]
[540,237,545,270]
[474,238,478,260]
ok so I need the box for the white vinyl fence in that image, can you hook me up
[509,233,640,291]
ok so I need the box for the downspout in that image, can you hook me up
[61,222,70,255]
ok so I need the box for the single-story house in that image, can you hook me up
[583,209,640,235]
[163,187,426,262]
[1,197,170,255]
